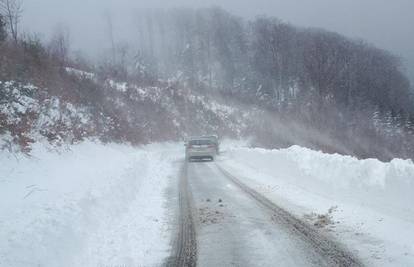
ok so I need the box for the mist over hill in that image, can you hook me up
[1,6,414,160]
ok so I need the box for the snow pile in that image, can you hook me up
[225,145,414,218]
[220,144,414,266]
[0,141,181,267]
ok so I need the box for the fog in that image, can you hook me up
[22,0,414,80]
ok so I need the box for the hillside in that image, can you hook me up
[0,74,247,152]
[1,7,413,160]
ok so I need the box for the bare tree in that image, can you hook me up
[104,11,116,64]
[49,24,71,66]
[0,14,6,41]
[0,0,22,43]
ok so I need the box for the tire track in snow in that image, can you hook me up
[215,163,363,267]
[167,162,197,267]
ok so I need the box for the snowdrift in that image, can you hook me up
[224,145,414,219]
[0,141,181,267]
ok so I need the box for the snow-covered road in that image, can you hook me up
[215,143,414,267]
[1,140,414,266]
[180,161,360,266]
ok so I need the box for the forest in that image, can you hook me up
[1,6,413,160]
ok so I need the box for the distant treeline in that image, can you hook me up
[1,7,413,160]
[124,8,414,160]
[129,8,412,111]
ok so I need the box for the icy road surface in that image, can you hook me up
[168,161,361,267]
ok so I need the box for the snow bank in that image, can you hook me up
[220,144,414,266]
[0,141,181,267]
[224,145,414,219]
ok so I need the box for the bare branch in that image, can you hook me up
[49,24,71,65]
[0,0,23,42]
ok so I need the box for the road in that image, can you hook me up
[168,161,362,267]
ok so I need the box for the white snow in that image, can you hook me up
[0,80,95,151]
[108,80,128,92]
[2,138,413,266]
[218,143,414,266]
[0,81,39,125]
[0,141,182,267]
[65,67,95,80]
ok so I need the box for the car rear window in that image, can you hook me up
[189,139,213,146]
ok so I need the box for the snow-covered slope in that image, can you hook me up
[102,78,248,138]
[218,143,414,266]
[0,81,94,152]
[0,73,248,152]
[0,141,182,267]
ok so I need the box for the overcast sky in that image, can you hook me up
[22,0,414,79]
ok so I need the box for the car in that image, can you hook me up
[188,135,220,154]
[203,135,220,154]
[185,137,217,162]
